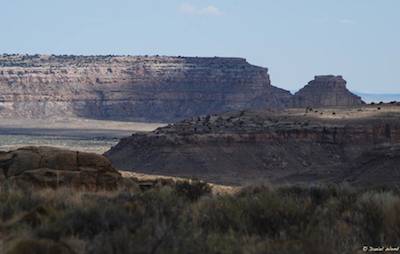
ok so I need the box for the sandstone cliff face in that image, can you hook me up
[0,54,291,122]
[105,106,400,186]
[291,75,364,108]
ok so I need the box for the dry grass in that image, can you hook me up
[119,170,240,195]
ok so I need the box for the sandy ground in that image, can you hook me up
[0,117,165,132]
[0,117,166,153]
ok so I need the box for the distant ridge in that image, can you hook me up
[0,54,372,122]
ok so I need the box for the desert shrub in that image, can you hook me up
[196,189,313,238]
[128,187,196,251]
[308,186,339,206]
[36,222,64,241]
[238,184,272,196]
[58,207,105,239]
[354,192,386,244]
[0,188,41,221]
[174,179,212,201]
[302,198,360,254]
[194,195,246,234]
[203,230,245,254]
[58,202,133,239]
[86,228,135,254]
[6,239,74,254]
[277,185,344,207]
[383,202,400,244]
[3,184,400,253]
[243,191,312,237]
[354,191,400,246]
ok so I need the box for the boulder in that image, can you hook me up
[0,147,122,190]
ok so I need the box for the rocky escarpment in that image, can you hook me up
[0,54,291,122]
[292,75,364,107]
[105,105,400,186]
[0,146,122,190]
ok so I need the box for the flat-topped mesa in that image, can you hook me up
[291,75,364,108]
[0,54,291,122]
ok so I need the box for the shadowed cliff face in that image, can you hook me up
[105,105,400,186]
[0,54,291,122]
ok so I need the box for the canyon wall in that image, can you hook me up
[0,54,291,122]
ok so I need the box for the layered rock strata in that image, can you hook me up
[105,105,400,186]
[0,54,291,122]
[292,75,364,107]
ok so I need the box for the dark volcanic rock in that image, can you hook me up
[0,146,122,190]
[105,106,400,186]
[292,75,364,107]
[0,54,291,122]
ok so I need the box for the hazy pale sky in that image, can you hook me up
[1,0,399,93]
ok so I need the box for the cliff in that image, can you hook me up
[0,54,291,122]
[291,75,364,107]
[105,104,400,186]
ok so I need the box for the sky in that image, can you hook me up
[1,0,399,93]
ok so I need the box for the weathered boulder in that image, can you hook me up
[0,147,122,190]
[291,75,364,107]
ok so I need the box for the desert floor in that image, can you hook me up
[0,117,165,154]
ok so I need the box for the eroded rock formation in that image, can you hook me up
[0,146,122,190]
[0,54,291,122]
[105,105,400,186]
[292,75,364,107]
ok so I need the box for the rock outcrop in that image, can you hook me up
[105,105,400,186]
[291,75,364,107]
[0,146,122,190]
[0,54,291,122]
